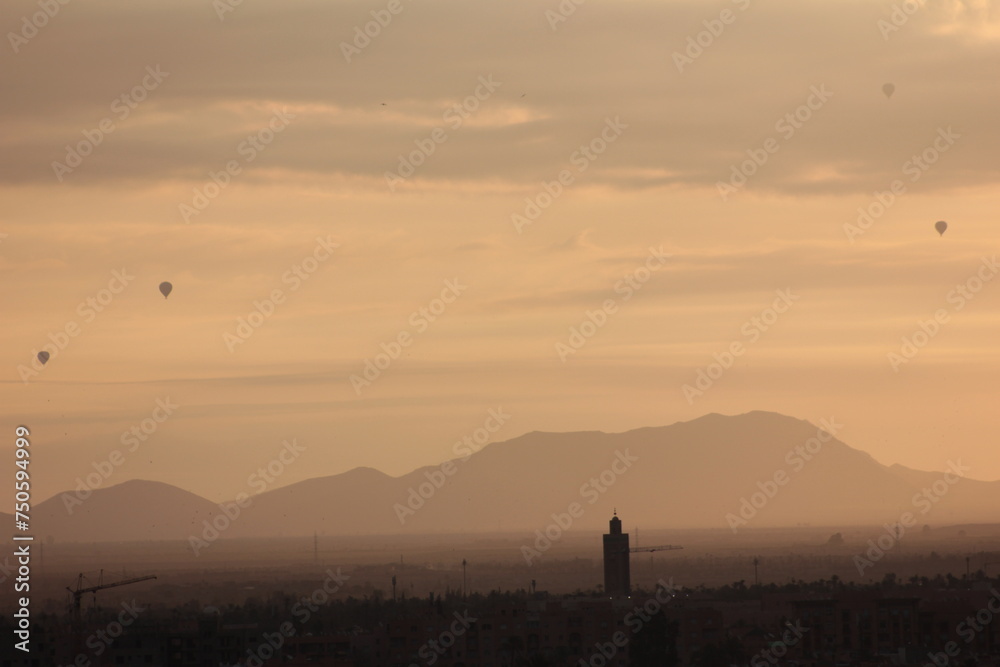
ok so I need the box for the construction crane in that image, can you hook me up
[619,544,683,582]
[625,545,683,554]
[67,571,156,624]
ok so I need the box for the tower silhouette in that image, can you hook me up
[603,510,630,598]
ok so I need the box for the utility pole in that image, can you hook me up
[462,559,467,599]
[753,557,759,587]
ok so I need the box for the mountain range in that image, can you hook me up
[13,411,997,543]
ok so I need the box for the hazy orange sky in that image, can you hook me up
[3,0,999,505]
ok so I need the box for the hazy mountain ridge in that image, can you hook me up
[13,411,1000,543]
[24,479,219,543]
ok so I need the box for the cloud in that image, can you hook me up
[3,0,998,195]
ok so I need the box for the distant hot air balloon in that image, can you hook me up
[37,351,49,365]
[159,282,173,299]
[883,83,895,99]
[935,220,947,236]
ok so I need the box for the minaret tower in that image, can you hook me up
[603,510,630,598]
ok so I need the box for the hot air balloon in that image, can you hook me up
[37,351,49,365]
[883,83,895,99]
[935,220,947,236]
[159,282,173,299]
